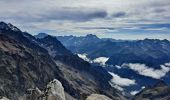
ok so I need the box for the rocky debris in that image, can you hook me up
[25,87,44,100]
[134,82,170,100]
[86,94,112,100]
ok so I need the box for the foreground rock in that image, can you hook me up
[46,79,65,100]
[25,79,65,100]
[86,94,112,100]
[0,97,9,100]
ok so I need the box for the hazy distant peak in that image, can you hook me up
[41,35,60,43]
[35,33,48,39]
[85,34,98,39]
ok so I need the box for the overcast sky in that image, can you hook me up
[0,0,170,40]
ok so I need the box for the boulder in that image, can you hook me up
[86,94,112,100]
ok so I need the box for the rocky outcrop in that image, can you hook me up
[86,94,112,100]
[46,79,65,100]
[25,79,65,100]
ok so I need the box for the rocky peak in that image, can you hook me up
[46,79,65,100]
[86,34,98,39]
[38,35,71,57]
[0,22,20,32]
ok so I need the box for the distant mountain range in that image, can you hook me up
[36,33,170,96]
[55,34,170,68]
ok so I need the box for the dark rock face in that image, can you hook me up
[37,35,72,57]
[0,34,62,99]
[134,82,170,100]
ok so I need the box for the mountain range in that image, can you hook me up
[0,22,170,100]
[0,22,124,100]
[39,33,170,97]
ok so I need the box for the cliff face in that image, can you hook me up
[0,34,62,99]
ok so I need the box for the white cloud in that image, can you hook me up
[165,62,170,66]
[115,65,122,69]
[108,72,136,87]
[77,54,92,63]
[130,86,145,95]
[93,57,109,66]
[130,90,139,95]
[122,63,170,79]
[77,54,109,67]
[109,84,124,92]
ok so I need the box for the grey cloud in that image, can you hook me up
[0,0,170,39]
[3,7,108,23]
[40,8,108,22]
[153,8,166,13]
[112,12,126,18]
[78,27,115,30]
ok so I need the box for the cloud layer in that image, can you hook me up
[93,57,109,66]
[109,72,136,87]
[122,63,170,79]
[0,0,170,39]
[77,54,109,66]
[77,54,92,63]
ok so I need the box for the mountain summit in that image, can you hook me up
[0,22,20,32]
